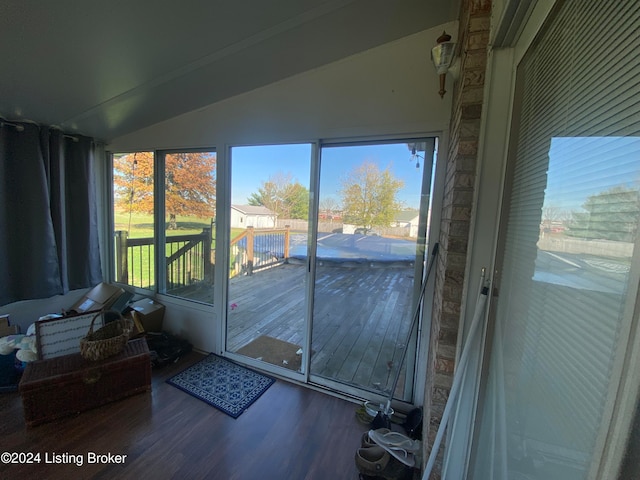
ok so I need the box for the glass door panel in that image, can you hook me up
[226,144,312,374]
[310,140,434,401]
[469,0,640,476]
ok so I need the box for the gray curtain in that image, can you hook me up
[0,121,102,306]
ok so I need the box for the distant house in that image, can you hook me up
[230,205,277,229]
[393,210,421,237]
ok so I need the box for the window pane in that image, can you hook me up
[112,152,155,290]
[163,150,217,304]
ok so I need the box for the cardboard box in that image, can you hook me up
[0,314,20,336]
[130,299,165,333]
[69,283,125,314]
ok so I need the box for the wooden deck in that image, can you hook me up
[226,262,417,397]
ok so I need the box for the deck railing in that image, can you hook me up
[229,226,290,277]
[166,228,213,289]
[115,225,290,288]
[114,228,212,290]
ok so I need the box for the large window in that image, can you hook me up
[470,1,640,479]
[112,149,217,304]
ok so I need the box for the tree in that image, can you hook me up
[566,185,640,242]
[247,173,309,219]
[113,152,154,220]
[541,205,568,233]
[113,151,216,229]
[339,161,404,229]
[320,197,340,220]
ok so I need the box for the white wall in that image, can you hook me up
[106,23,456,354]
[108,24,456,152]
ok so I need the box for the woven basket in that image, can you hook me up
[80,311,134,362]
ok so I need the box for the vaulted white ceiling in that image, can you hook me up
[0,0,458,142]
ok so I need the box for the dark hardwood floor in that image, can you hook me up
[0,351,370,479]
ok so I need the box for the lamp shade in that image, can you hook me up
[431,41,456,75]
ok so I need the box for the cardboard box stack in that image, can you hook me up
[130,299,165,333]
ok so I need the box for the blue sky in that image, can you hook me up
[544,136,640,211]
[230,142,431,210]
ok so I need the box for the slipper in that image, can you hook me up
[368,429,421,467]
[369,429,421,453]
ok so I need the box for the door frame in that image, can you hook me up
[217,134,444,408]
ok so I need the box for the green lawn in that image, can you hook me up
[114,212,212,238]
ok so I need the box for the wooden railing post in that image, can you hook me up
[284,225,290,260]
[246,226,254,275]
[115,230,129,284]
[202,227,212,283]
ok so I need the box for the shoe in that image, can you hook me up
[368,429,420,467]
[355,446,413,480]
[362,431,375,448]
[402,407,423,440]
[362,428,391,448]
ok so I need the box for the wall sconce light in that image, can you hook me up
[431,31,457,98]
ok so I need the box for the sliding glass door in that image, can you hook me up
[309,139,435,401]
[469,1,640,478]
[224,138,437,403]
[226,144,311,375]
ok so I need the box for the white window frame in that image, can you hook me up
[106,148,218,302]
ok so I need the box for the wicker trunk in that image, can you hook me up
[19,338,151,426]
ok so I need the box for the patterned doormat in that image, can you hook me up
[167,354,275,418]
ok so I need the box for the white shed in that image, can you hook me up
[393,210,421,238]
[230,205,277,229]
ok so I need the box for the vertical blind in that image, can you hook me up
[471,1,640,479]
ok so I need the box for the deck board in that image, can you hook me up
[226,262,416,397]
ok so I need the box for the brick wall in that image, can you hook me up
[422,0,491,478]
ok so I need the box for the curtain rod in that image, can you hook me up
[0,119,98,144]
[0,120,25,132]
[0,120,80,142]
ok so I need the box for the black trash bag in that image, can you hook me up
[144,332,192,368]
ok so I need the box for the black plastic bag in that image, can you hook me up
[145,332,192,368]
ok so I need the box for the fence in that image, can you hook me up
[276,219,413,237]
